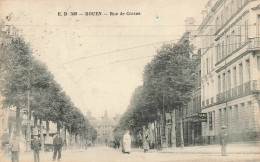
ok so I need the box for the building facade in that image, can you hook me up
[199,0,260,143]
[87,110,120,145]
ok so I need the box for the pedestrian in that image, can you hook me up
[52,132,63,161]
[220,126,228,156]
[143,130,150,153]
[31,135,42,162]
[122,130,131,154]
[9,132,19,162]
[137,131,142,149]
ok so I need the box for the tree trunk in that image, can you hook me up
[171,109,177,148]
[34,116,38,135]
[15,106,21,137]
[57,121,60,133]
[46,120,50,137]
[40,119,44,150]
[180,118,184,149]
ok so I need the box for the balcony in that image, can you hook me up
[206,99,209,106]
[238,84,244,95]
[226,90,231,99]
[232,87,237,97]
[252,80,260,91]
[211,97,214,104]
[216,80,260,104]
[248,37,260,51]
[220,92,226,101]
[217,94,220,103]
[244,81,251,93]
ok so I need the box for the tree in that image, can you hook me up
[0,37,32,137]
[114,42,197,145]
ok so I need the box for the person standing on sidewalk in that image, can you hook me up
[220,126,228,156]
[137,131,142,149]
[143,130,150,153]
[9,132,20,162]
[122,130,131,154]
[31,135,42,162]
[52,132,63,161]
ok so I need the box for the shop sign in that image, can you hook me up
[198,113,207,122]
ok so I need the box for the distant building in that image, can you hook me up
[87,110,121,144]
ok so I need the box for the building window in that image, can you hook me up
[206,58,209,74]
[231,30,235,52]
[257,56,260,72]
[222,73,226,92]
[224,108,227,126]
[229,106,232,131]
[221,41,225,59]
[238,26,241,47]
[237,0,242,9]
[227,70,231,90]
[234,105,239,131]
[245,20,248,42]
[221,12,224,25]
[233,66,237,87]
[239,63,243,85]
[219,109,222,128]
[216,44,221,62]
[227,35,230,54]
[218,75,221,93]
[245,59,250,82]
[216,17,219,31]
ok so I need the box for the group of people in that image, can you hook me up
[121,125,228,156]
[31,132,64,162]
[122,129,151,154]
[3,131,63,162]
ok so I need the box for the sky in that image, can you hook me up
[0,0,208,119]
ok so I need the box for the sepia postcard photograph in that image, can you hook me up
[0,0,260,161]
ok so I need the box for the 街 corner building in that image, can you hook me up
[199,0,260,144]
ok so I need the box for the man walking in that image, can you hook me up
[31,135,42,162]
[9,132,19,162]
[220,126,228,156]
[52,132,63,161]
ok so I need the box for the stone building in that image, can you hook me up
[199,0,260,143]
[87,110,121,145]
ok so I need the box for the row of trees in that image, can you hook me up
[113,42,198,142]
[0,25,97,141]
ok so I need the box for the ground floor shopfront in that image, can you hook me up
[201,93,260,144]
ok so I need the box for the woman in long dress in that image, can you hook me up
[123,130,131,154]
[143,131,150,153]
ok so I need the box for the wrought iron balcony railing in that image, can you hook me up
[238,84,244,95]
[232,87,237,97]
[248,37,260,50]
[244,81,251,93]
[226,90,231,99]
[211,97,214,104]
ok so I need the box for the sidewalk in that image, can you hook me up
[133,142,260,154]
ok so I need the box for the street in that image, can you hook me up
[2,145,260,162]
